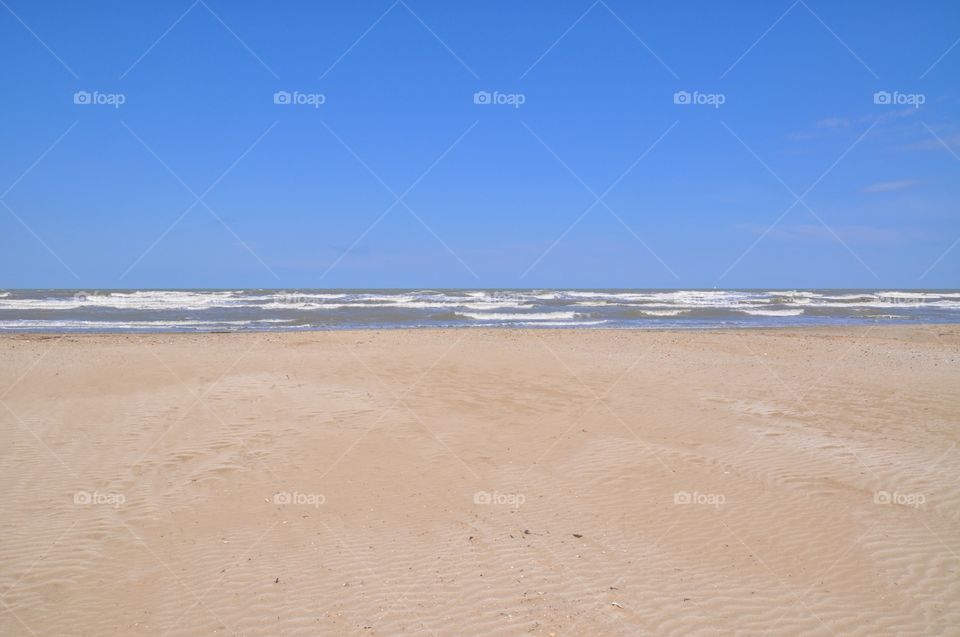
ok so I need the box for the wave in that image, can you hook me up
[457,312,578,321]
[639,309,690,316]
[3,289,960,312]
[0,319,290,330]
[740,309,805,316]
[0,290,246,311]
[257,300,535,311]
[0,289,957,332]
[511,320,607,326]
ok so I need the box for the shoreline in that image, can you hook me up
[2,322,958,339]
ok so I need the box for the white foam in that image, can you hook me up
[257,300,534,310]
[818,293,875,301]
[740,309,805,316]
[877,291,938,299]
[0,319,288,330]
[0,290,248,311]
[643,291,760,305]
[457,312,578,321]
[640,309,689,316]
[512,320,607,326]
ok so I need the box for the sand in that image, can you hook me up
[0,326,958,636]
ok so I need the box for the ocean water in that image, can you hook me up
[0,289,959,332]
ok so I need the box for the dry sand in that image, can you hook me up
[0,326,958,636]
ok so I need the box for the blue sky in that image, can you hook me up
[1,0,958,289]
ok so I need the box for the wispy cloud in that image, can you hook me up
[788,108,920,143]
[815,117,850,129]
[862,179,920,193]
[787,115,850,141]
[902,133,960,152]
[736,222,907,244]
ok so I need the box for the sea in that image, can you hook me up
[1,289,959,332]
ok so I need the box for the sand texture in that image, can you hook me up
[0,326,958,635]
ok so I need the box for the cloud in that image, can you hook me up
[866,107,920,125]
[736,223,903,244]
[862,179,920,193]
[787,116,849,141]
[788,108,921,143]
[902,133,960,152]
[327,244,372,256]
[814,117,849,129]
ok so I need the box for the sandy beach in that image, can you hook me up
[1,326,958,636]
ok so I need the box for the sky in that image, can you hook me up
[0,0,958,289]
